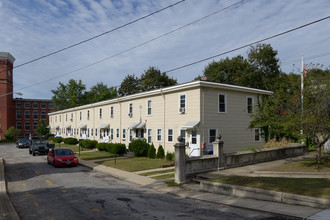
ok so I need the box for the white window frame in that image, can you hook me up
[116,129,119,138]
[208,128,217,145]
[180,129,186,144]
[16,110,22,120]
[147,129,152,143]
[167,129,173,143]
[147,100,152,116]
[179,94,186,113]
[87,110,90,120]
[129,129,133,141]
[247,96,254,114]
[218,93,227,113]
[99,108,102,119]
[122,129,126,140]
[80,112,82,121]
[129,103,133,116]
[24,110,30,120]
[254,128,261,142]
[110,128,114,140]
[110,106,114,118]
[157,129,162,142]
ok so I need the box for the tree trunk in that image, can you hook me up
[316,145,322,165]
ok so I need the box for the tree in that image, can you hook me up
[51,79,87,110]
[250,67,330,164]
[85,82,117,104]
[118,74,141,96]
[36,119,50,137]
[4,126,21,141]
[140,67,177,92]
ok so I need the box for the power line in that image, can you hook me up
[12,0,187,70]
[164,15,330,73]
[282,51,330,66]
[13,0,244,92]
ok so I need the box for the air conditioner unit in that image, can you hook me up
[70,118,73,122]
[128,113,133,117]
[179,107,185,114]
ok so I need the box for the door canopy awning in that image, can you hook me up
[98,123,110,129]
[64,125,71,129]
[78,124,87,129]
[129,122,146,129]
[181,121,200,130]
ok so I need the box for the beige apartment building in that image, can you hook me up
[49,80,272,156]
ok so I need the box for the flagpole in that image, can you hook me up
[300,55,304,141]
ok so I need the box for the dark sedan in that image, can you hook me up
[16,138,31,148]
[29,139,48,156]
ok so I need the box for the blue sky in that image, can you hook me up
[0,0,329,99]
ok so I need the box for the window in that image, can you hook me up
[254,128,261,142]
[95,129,98,137]
[33,122,38,131]
[33,102,38,109]
[24,110,30,120]
[41,111,47,120]
[24,102,30,109]
[122,129,126,139]
[59,115,61,122]
[91,129,93,136]
[167,129,173,142]
[157,129,162,142]
[209,129,216,144]
[148,129,152,143]
[110,129,114,140]
[16,102,22,108]
[71,113,73,121]
[33,111,38,120]
[49,103,54,109]
[87,110,90,120]
[80,112,82,120]
[99,108,102,119]
[130,129,133,141]
[16,122,22,130]
[129,103,133,117]
[55,116,57,123]
[147,100,152,115]
[41,102,46,109]
[16,110,22,119]
[247,97,253,113]
[66,114,68,121]
[25,122,30,131]
[218,93,226,113]
[180,129,186,144]
[179,94,186,113]
[191,130,197,144]
[116,129,119,138]
[110,106,114,118]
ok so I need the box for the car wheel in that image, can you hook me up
[53,161,57,168]
[32,151,36,156]
[29,149,32,154]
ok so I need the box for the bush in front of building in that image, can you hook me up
[147,143,156,159]
[51,137,63,143]
[80,140,98,149]
[96,143,107,151]
[106,143,126,155]
[4,126,21,141]
[63,137,78,145]
[129,139,149,157]
[156,145,165,159]
[166,152,175,161]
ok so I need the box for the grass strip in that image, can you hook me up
[77,151,115,160]
[151,173,175,180]
[140,169,175,176]
[210,176,330,199]
[96,157,174,172]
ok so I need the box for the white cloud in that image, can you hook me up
[0,0,329,99]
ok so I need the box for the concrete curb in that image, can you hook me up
[200,180,330,209]
[0,158,20,220]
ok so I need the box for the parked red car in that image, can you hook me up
[47,148,79,167]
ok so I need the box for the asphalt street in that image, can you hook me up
[1,143,284,220]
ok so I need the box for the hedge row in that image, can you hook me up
[96,143,126,155]
[128,139,165,159]
[80,140,98,149]
[51,137,63,143]
[63,137,78,145]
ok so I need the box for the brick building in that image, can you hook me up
[0,52,53,139]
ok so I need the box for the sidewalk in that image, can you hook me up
[79,156,330,220]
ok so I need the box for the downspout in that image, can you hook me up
[117,98,121,144]
[161,89,165,152]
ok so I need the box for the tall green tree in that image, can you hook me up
[140,67,177,92]
[118,74,141,96]
[85,82,117,104]
[36,119,50,137]
[51,79,87,110]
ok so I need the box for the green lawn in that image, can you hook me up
[151,173,175,180]
[47,141,90,152]
[261,157,330,172]
[210,176,330,199]
[96,157,174,172]
[77,151,115,160]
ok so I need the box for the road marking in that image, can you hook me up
[25,192,36,199]
[22,183,26,187]
[45,179,54,186]
[33,202,39,207]
[91,208,99,213]
[61,190,67,193]
[34,170,40,175]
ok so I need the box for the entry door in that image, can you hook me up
[189,130,200,156]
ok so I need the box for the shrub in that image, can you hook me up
[147,143,156,159]
[51,137,63,143]
[4,126,21,141]
[166,152,175,161]
[156,145,165,159]
[80,140,98,149]
[106,143,126,155]
[63,137,78,145]
[129,139,149,157]
[96,143,108,151]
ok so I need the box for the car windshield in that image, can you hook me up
[19,138,29,143]
[56,149,74,156]
[33,140,45,145]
